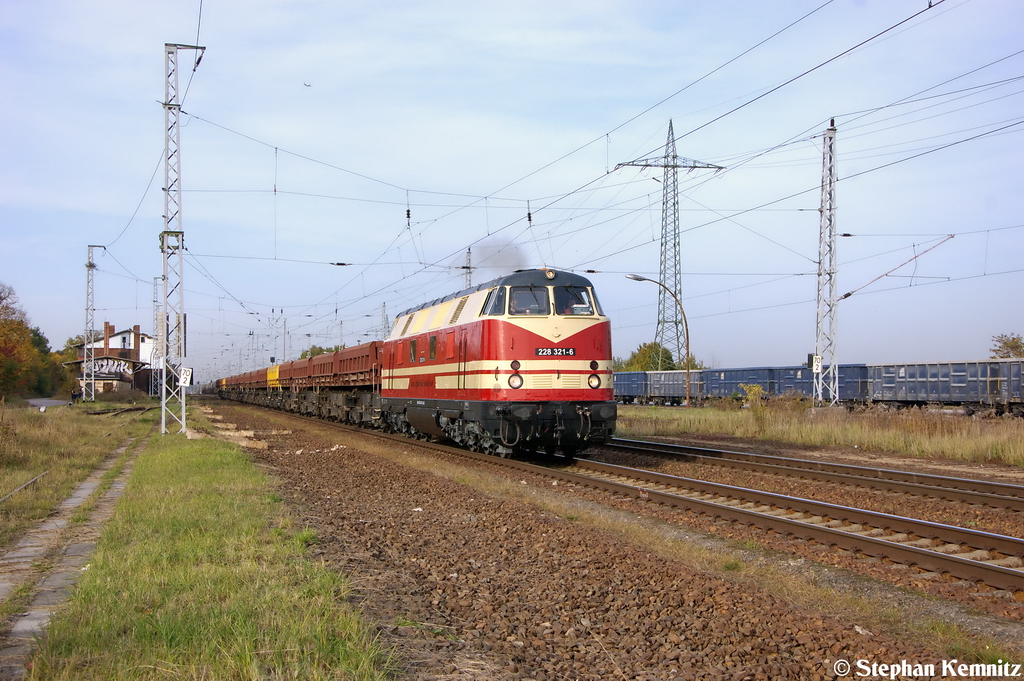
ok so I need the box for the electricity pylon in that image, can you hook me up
[617,120,721,370]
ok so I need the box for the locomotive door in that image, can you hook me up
[456,329,468,398]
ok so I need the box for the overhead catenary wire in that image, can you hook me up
[162,0,844,332]
[100,0,1021,377]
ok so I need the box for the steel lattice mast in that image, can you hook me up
[814,120,839,406]
[83,245,102,402]
[160,43,203,434]
[151,276,161,397]
[617,121,721,370]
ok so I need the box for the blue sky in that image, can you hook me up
[2,0,1023,381]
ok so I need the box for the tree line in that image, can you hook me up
[0,283,77,398]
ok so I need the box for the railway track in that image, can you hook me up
[555,458,1024,592]
[601,438,1024,512]
[221,405,1024,594]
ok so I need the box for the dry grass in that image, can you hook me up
[616,402,1024,466]
[0,398,155,549]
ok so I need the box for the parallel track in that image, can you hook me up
[602,438,1024,512]
[220,403,1024,592]
[559,458,1024,592]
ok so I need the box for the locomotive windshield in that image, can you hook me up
[554,286,595,316]
[481,281,604,317]
[509,286,550,315]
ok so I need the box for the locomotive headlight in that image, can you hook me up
[510,360,521,371]
[590,360,599,371]
[588,374,602,389]
[508,373,524,389]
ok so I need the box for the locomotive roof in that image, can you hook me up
[395,268,596,318]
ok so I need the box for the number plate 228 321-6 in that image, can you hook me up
[534,348,576,356]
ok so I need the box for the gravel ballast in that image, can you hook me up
[206,403,973,680]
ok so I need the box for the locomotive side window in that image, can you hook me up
[509,286,550,315]
[589,288,605,316]
[429,335,437,360]
[482,287,506,315]
[554,286,595,315]
[409,340,417,363]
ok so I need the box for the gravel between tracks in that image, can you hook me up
[587,438,1024,622]
[206,402,981,680]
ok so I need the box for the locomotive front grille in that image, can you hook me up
[560,374,583,389]
[530,374,554,389]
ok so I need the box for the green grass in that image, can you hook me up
[616,402,1024,465]
[0,398,155,549]
[29,433,391,680]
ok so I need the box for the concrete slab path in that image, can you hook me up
[0,434,147,679]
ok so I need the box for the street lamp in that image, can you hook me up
[626,274,691,407]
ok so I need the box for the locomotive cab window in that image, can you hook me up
[554,286,595,315]
[482,286,506,315]
[509,286,550,315]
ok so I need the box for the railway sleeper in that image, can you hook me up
[901,537,938,548]
[849,528,888,538]
[955,549,992,561]
[935,543,967,554]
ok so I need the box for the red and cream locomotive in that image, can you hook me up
[217,268,617,457]
[381,268,616,456]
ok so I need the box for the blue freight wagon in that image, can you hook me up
[703,367,775,399]
[647,370,704,405]
[613,372,649,403]
[613,360,1021,413]
[869,360,1023,413]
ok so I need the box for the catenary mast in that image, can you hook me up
[160,43,204,434]
[814,120,839,406]
[83,245,103,402]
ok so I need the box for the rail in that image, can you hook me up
[605,438,1024,511]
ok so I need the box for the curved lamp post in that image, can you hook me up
[626,274,691,407]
